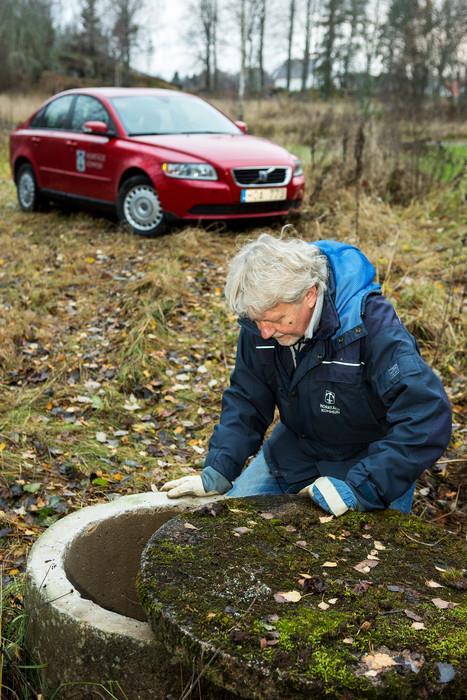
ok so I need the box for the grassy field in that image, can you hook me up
[0,95,466,697]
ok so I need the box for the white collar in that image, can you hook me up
[304,289,324,340]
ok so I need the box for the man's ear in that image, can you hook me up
[304,286,318,308]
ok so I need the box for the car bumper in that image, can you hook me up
[156,176,305,220]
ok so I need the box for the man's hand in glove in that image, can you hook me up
[299,476,358,516]
[160,474,219,499]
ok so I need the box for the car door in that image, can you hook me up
[29,95,75,191]
[63,95,119,202]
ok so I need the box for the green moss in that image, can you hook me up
[277,608,350,649]
[306,648,366,694]
[440,568,465,585]
[139,496,467,698]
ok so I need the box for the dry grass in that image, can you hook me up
[0,94,49,129]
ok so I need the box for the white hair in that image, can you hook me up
[225,233,328,318]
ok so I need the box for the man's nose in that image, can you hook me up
[258,322,274,339]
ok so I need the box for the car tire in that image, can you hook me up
[16,163,46,212]
[117,176,166,237]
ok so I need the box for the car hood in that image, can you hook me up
[126,133,294,166]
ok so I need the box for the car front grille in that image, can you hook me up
[188,200,301,216]
[232,166,291,187]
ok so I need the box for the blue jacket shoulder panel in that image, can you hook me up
[314,240,381,339]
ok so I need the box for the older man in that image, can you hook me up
[162,235,451,516]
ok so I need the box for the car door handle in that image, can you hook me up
[31,136,41,143]
[66,139,78,147]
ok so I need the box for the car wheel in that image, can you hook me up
[16,163,45,212]
[118,176,166,237]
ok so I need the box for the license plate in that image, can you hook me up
[241,187,287,203]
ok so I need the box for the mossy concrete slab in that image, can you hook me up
[138,496,467,699]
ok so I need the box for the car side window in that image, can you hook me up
[41,96,75,130]
[70,96,112,132]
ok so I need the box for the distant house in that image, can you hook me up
[271,58,317,91]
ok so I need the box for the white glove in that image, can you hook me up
[160,474,218,499]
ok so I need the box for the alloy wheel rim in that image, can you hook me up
[123,185,163,231]
[19,171,35,208]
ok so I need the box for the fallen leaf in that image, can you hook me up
[328,597,338,604]
[431,597,458,610]
[184,522,199,530]
[437,662,456,683]
[353,581,372,593]
[23,482,42,493]
[373,541,386,551]
[425,579,444,588]
[322,561,338,568]
[404,609,423,622]
[362,652,397,671]
[343,637,354,644]
[354,559,379,573]
[319,515,334,523]
[233,527,252,536]
[95,431,107,443]
[259,512,275,520]
[274,590,302,603]
[318,601,330,610]
[411,622,425,630]
[301,576,326,594]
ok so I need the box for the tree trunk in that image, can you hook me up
[238,0,246,119]
[301,0,313,90]
[258,0,266,92]
[286,0,296,90]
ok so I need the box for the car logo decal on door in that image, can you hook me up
[76,150,86,172]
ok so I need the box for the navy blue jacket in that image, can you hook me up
[204,241,452,509]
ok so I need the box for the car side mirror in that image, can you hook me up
[83,120,113,136]
[235,120,248,134]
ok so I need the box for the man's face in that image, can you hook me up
[252,287,318,346]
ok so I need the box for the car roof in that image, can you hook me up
[54,87,192,99]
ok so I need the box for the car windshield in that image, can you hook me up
[110,94,240,136]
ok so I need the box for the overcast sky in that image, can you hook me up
[133,1,290,81]
[59,0,308,81]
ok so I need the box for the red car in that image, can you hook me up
[10,88,305,236]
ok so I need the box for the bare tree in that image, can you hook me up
[431,0,467,97]
[257,0,267,92]
[79,0,103,78]
[189,0,219,91]
[111,0,144,85]
[238,0,246,119]
[301,0,315,90]
[286,0,296,90]
[317,0,346,98]
[341,0,368,92]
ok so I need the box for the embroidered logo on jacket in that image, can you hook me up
[320,389,341,415]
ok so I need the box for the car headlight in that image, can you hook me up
[162,162,217,180]
[293,158,303,177]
